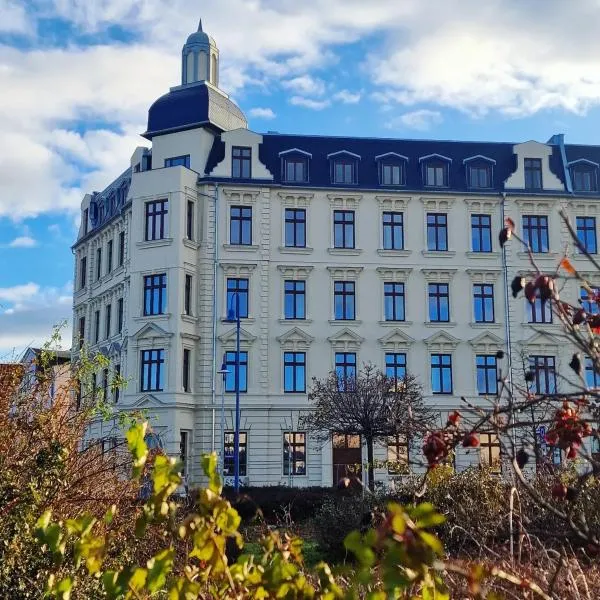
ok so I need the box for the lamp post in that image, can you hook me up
[226,292,242,494]
[216,358,230,478]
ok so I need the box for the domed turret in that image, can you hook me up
[181,19,219,87]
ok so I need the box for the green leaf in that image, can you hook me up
[418,531,444,556]
[104,505,116,525]
[202,453,222,493]
[126,422,148,479]
[147,547,175,593]
[55,577,74,600]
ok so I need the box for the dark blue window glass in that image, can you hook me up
[382,211,404,250]
[528,291,552,323]
[471,214,492,252]
[226,278,249,318]
[576,216,597,254]
[224,431,247,476]
[384,282,405,321]
[232,147,251,178]
[334,281,355,320]
[285,208,306,247]
[284,352,306,393]
[572,167,597,192]
[284,280,305,319]
[476,355,498,395]
[140,349,164,392]
[473,284,494,323]
[524,158,542,189]
[143,274,167,315]
[426,213,447,251]
[225,351,248,393]
[164,155,190,168]
[522,215,549,253]
[335,352,356,390]
[529,355,556,394]
[385,353,406,381]
[585,357,600,388]
[469,164,492,188]
[230,206,252,245]
[333,210,355,249]
[428,283,449,322]
[431,354,452,394]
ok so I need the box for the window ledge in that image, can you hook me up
[516,251,558,260]
[377,249,412,257]
[328,248,363,256]
[136,238,173,249]
[421,250,456,258]
[133,314,171,322]
[466,251,501,259]
[378,320,413,327]
[328,319,363,325]
[470,322,502,328]
[278,318,313,324]
[425,321,456,327]
[223,244,259,252]
[278,246,314,254]
[221,317,256,324]
[572,252,598,260]
[181,314,199,324]
[183,239,200,250]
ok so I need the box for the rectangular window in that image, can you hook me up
[284,352,306,393]
[585,357,600,388]
[428,283,450,322]
[224,351,248,393]
[78,316,85,349]
[431,354,452,394]
[473,284,495,323]
[524,158,542,190]
[480,433,501,474]
[105,304,111,339]
[226,278,249,319]
[387,435,408,474]
[573,168,597,192]
[334,281,355,320]
[107,240,113,274]
[96,247,102,280]
[335,352,356,390]
[184,274,192,316]
[471,214,492,252]
[385,353,406,381]
[224,431,247,476]
[145,199,168,241]
[581,287,599,315]
[333,160,356,184]
[164,155,190,168]
[522,215,549,253]
[284,280,306,319]
[230,205,252,245]
[333,210,355,249]
[283,432,306,476]
[426,213,448,251]
[94,310,100,344]
[381,163,404,186]
[183,348,191,392]
[140,349,165,392]
[384,282,405,321]
[469,165,492,188]
[102,368,109,400]
[186,200,194,241]
[232,146,251,178]
[284,208,306,248]
[144,274,167,316]
[113,364,120,403]
[118,231,125,266]
[576,216,597,254]
[83,208,89,236]
[528,292,552,323]
[529,355,556,394]
[79,256,87,289]
[476,355,498,395]
[382,211,404,250]
[117,298,124,333]
[180,431,189,477]
[284,158,308,183]
[425,163,447,187]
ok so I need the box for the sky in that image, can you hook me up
[3,0,600,358]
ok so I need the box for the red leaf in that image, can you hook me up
[559,257,576,275]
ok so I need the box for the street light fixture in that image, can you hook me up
[216,358,230,478]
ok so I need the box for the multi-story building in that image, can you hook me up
[72,19,600,487]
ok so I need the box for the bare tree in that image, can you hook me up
[301,363,435,491]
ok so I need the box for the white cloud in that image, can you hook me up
[289,96,331,110]
[387,109,443,131]
[247,107,276,119]
[0,0,31,34]
[333,90,362,104]
[281,75,326,97]
[9,236,37,248]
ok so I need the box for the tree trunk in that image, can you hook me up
[366,436,375,492]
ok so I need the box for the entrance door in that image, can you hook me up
[332,433,362,483]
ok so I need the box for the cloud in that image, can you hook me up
[0,0,31,34]
[282,75,326,97]
[247,107,276,119]
[333,90,362,104]
[8,236,37,248]
[289,96,331,110]
[387,109,443,131]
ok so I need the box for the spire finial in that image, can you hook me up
[198,18,203,32]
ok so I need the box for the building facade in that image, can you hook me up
[72,20,600,487]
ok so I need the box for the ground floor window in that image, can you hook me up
[387,435,409,474]
[283,432,306,476]
[480,432,501,473]
[224,431,247,477]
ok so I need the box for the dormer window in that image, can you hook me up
[376,153,407,186]
[569,160,598,192]
[420,154,451,187]
[232,146,251,178]
[464,155,495,189]
[328,151,360,185]
[524,158,542,190]
[279,148,311,183]
[165,155,190,169]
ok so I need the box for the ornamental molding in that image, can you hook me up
[327,193,362,209]
[278,191,314,207]
[132,322,172,343]
[222,188,260,204]
[276,327,315,351]
[326,266,364,280]
[276,264,314,279]
[567,200,600,216]
[514,198,559,212]
[469,331,504,354]
[466,269,502,283]
[378,328,415,351]
[375,267,412,282]
[519,331,559,351]
[424,331,460,352]
[419,196,455,211]
[327,327,364,351]
[463,197,500,212]
[218,327,257,349]
[220,262,257,277]
[375,195,410,210]
[421,269,456,283]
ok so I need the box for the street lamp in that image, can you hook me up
[216,358,230,478]
[225,291,242,494]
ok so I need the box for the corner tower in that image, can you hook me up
[182,19,219,87]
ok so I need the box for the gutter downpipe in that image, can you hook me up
[211,183,220,453]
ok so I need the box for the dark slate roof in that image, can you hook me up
[89,167,132,231]
[143,82,247,140]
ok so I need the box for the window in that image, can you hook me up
[184,274,192,316]
[284,208,306,247]
[113,364,120,403]
[105,304,111,339]
[144,274,167,316]
[380,162,405,186]
[232,146,251,178]
[117,298,124,333]
[476,355,498,395]
[94,310,100,344]
[284,352,306,393]
[284,280,306,319]
[140,349,165,392]
[428,283,449,322]
[230,206,252,245]
[164,155,190,168]
[576,216,597,254]
[334,281,355,320]
[468,164,492,188]
[78,316,85,349]
[384,282,405,321]
[473,284,494,323]
[431,354,452,394]
[79,257,87,289]
[385,353,406,381]
[83,208,89,236]
[426,213,448,251]
[585,357,600,388]
[480,433,501,474]
[387,435,409,474]
[335,352,356,390]
[186,200,194,241]
[333,210,355,249]
[180,431,189,477]
[96,247,102,281]
[382,212,404,250]
[528,291,552,323]
[224,351,248,393]
[226,278,249,319]
[183,348,191,392]
[524,158,542,190]
[118,231,125,266]
[572,166,597,192]
[107,240,113,273]
[529,355,556,394]
[332,159,357,184]
[284,157,308,183]
[471,214,492,252]
[283,432,306,475]
[581,287,599,315]
[102,368,109,400]
[522,215,549,253]
[424,161,448,187]
[224,432,247,476]
[145,199,168,241]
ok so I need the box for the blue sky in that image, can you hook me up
[2,0,600,357]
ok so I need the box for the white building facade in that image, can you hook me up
[72,21,600,487]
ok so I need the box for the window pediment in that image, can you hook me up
[469,331,503,353]
[327,150,361,160]
[378,328,414,351]
[421,269,456,283]
[278,148,312,158]
[222,188,260,204]
[466,269,501,283]
[327,266,363,280]
[278,192,313,207]
[221,262,257,277]
[463,155,496,165]
[277,327,314,350]
[519,331,559,351]
[327,193,362,209]
[133,322,172,342]
[328,327,364,351]
[419,153,452,164]
[420,196,455,211]
[376,267,412,282]
[375,152,409,162]
[277,265,313,279]
[424,331,460,352]
[376,195,410,210]
[218,327,257,348]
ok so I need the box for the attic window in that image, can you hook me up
[328,151,360,185]
[468,162,492,188]
[571,164,598,192]
[524,158,542,190]
[421,156,450,187]
[165,155,190,169]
